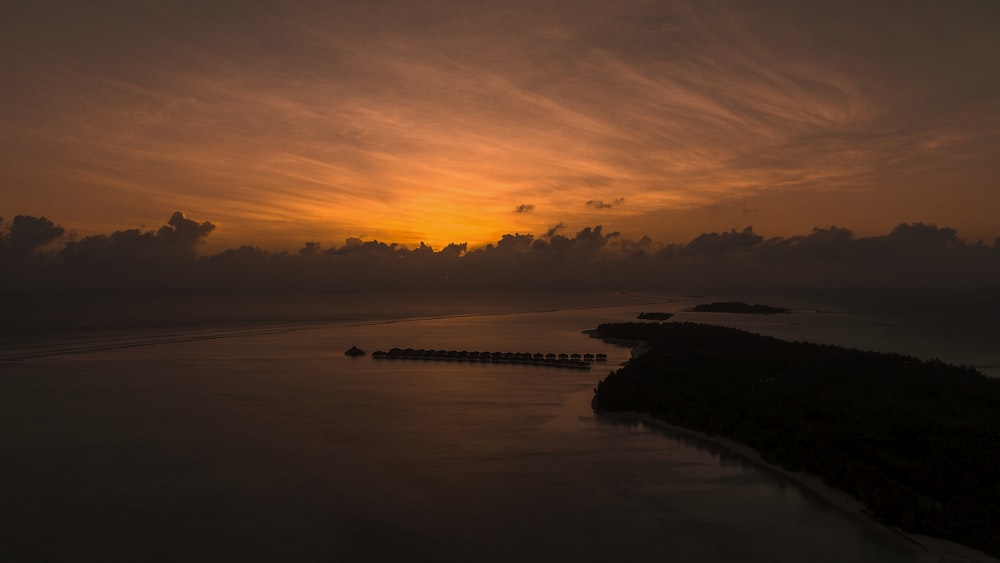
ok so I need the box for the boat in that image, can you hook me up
[344,346,366,356]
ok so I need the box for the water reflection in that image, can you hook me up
[592,413,926,562]
[596,414,763,472]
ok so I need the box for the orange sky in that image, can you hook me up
[2,1,999,252]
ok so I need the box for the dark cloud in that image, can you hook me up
[755,227,856,261]
[615,235,654,258]
[2,212,998,291]
[543,223,566,238]
[163,211,216,247]
[754,223,978,262]
[494,233,536,254]
[546,226,620,258]
[514,204,535,213]
[878,223,961,253]
[208,245,268,265]
[299,241,322,255]
[328,237,399,256]
[684,227,762,255]
[586,198,625,210]
[662,222,1000,289]
[0,214,65,259]
[441,242,467,256]
[60,212,215,265]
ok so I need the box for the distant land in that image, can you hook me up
[636,312,674,320]
[591,322,1000,559]
[691,302,790,314]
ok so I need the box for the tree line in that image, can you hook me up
[591,321,1000,557]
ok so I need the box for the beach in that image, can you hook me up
[611,412,1000,563]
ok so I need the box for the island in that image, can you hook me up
[691,301,790,314]
[590,321,1000,559]
[636,311,674,320]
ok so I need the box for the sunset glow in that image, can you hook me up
[2,2,998,251]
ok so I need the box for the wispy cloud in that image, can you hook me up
[586,198,625,210]
[1,1,998,250]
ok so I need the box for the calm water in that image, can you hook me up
[3,289,995,561]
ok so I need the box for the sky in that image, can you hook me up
[2,1,999,252]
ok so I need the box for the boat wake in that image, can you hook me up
[0,324,321,362]
[0,294,671,362]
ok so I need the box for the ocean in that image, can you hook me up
[2,288,997,561]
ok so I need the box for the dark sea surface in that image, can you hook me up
[2,288,997,561]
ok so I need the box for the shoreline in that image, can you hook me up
[600,411,999,563]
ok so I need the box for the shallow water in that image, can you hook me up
[651,288,1000,378]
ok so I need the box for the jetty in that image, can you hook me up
[371,348,608,370]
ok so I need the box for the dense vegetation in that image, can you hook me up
[637,311,674,320]
[591,322,1000,557]
[692,302,790,314]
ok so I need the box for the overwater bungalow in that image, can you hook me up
[367,346,599,370]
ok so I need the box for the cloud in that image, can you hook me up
[2,211,998,290]
[60,212,215,265]
[755,227,856,261]
[327,237,399,256]
[548,226,620,257]
[684,227,762,255]
[1,1,998,254]
[162,211,216,248]
[208,245,268,265]
[514,204,535,213]
[878,223,961,253]
[753,223,977,262]
[441,242,467,256]
[586,198,625,210]
[543,223,566,238]
[3,2,999,253]
[0,215,65,259]
[299,241,323,255]
[615,235,654,258]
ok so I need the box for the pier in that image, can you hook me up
[370,348,608,370]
